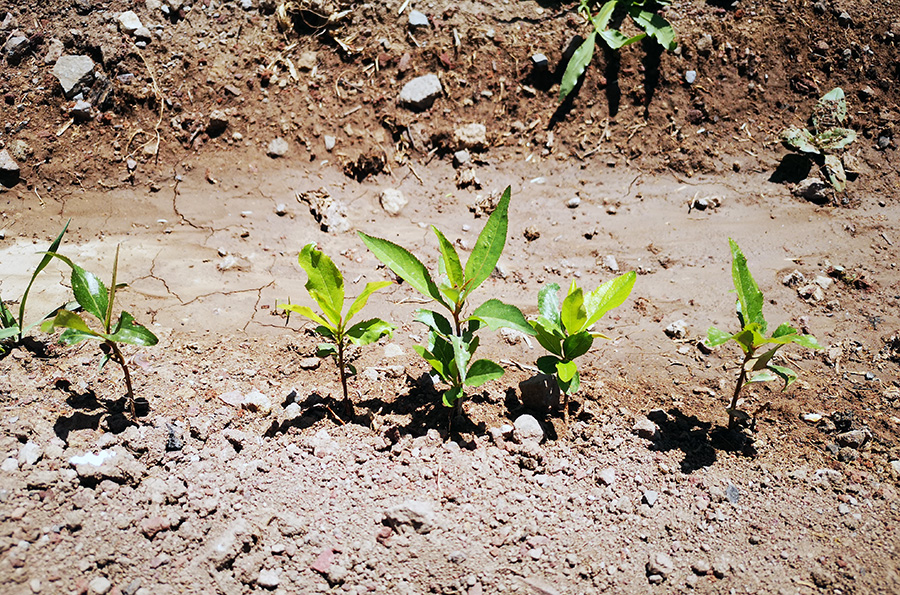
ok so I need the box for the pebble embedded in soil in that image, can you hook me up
[380,188,408,216]
[398,74,443,110]
[266,137,289,157]
[513,414,545,444]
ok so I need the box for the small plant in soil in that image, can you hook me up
[531,273,636,420]
[704,239,822,429]
[0,220,69,352]
[560,0,677,101]
[279,243,395,418]
[359,187,534,415]
[781,87,857,192]
[41,246,159,420]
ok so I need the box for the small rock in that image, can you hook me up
[646,552,674,579]
[43,38,65,64]
[712,558,731,578]
[725,484,740,504]
[240,0,256,11]
[53,54,95,99]
[519,375,560,413]
[384,343,404,358]
[70,100,92,122]
[601,255,619,272]
[452,150,471,167]
[384,500,437,534]
[531,53,549,70]
[267,137,289,158]
[453,123,488,151]
[308,429,339,458]
[566,196,581,208]
[793,178,830,204]
[299,357,320,369]
[408,10,429,28]
[798,283,825,303]
[207,110,228,136]
[664,320,688,339]
[324,135,336,151]
[692,559,711,575]
[380,188,408,216]
[275,203,287,216]
[117,11,143,33]
[633,417,659,440]
[296,51,318,71]
[241,390,272,415]
[1,457,17,472]
[643,490,659,507]
[890,460,900,477]
[782,270,806,287]
[513,414,545,444]
[257,569,280,589]
[88,577,112,595]
[695,34,713,55]
[134,27,152,42]
[597,467,616,486]
[523,226,540,241]
[685,70,697,84]
[0,149,20,186]
[836,429,869,449]
[17,442,42,467]
[399,74,443,111]
[283,403,302,421]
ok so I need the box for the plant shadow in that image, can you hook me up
[647,408,756,474]
[769,153,813,184]
[52,379,144,442]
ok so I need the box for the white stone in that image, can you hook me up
[267,137,289,157]
[380,188,408,216]
[408,10,429,27]
[1,458,17,472]
[117,11,143,34]
[257,568,280,588]
[384,343,404,358]
[52,55,95,99]
[18,442,42,467]
[398,74,443,110]
[453,123,487,151]
[241,390,272,415]
[513,414,545,444]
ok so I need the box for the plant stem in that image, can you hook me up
[109,341,136,420]
[728,351,753,429]
[337,339,353,418]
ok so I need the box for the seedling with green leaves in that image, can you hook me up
[359,187,534,414]
[0,220,70,351]
[531,272,636,420]
[41,246,159,420]
[560,0,677,101]
[704,240,822,429]
[279,243,394,417]
[781,87,856,192]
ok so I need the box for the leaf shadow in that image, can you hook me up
[51,378,142,441]
[647,408,756,474]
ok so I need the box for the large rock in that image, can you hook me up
[0,149,20,186]
[398,74,442,111]
[53,55,95,99]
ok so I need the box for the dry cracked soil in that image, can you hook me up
[1,1,900,594]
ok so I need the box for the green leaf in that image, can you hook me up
[816,87,847,127]
[768,364,798,390]
[103,245,120,334]
[297,244,344,325]
[0,326,20,340]
[1,299,15,329]
[107,311,159,346]
[560,282,587,335]
[531,320,564,357]
[450,334,472,385]
[824,154,847,192]
[442,385,464,408]
[559,368,580,395]
[705,326,733,348]
[817,128,856,152]
[18,220,69,339]
[750,346,781,371]
[412,344,450,384]
[346,280,392,323]
[59,327,101,346]
[537,355,561,377]
[599,29,646,50]
[630,8,676,51]
[731,328,755,354]
[584,271,636,329]
[464,359,504,387]
[556,359,578,383]
[788,333,823,350]
[432,227,464,289]
[562,332,593,361]
[469,299,535,335]
[357,232,447,307]
[280,303,332,329]
[41,309,100,340]
[315,325,335,340]
[49,253,109,322]
[781,126,820,154]
[414,309,454,337]
[729,239,766,334]
[346,318,394,346]
[592,0,617,30]
[464,186,511,294]
[746,369,778,384]
[560,31,595,102]
[317,343,338,358]
[537,283,562,331]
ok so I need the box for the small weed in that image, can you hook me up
[41,246,158,420]
[279,243,394,418]
[705,240,822,429]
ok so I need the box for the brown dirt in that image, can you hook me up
[1,1,900,594]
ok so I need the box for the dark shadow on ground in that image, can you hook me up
[641,38,664,116]
[647,408,756,474]
[769,153,813,184]
[52,378,143,441]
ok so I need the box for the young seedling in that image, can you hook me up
[0,220,70,351]
[41,246,159,420]
[279,243,394,418]
[531,273,636,420]
[781,87,856,192]
[359,187,534,415]
[560,0,677,101]
[705,240,822,429]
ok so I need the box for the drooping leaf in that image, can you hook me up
[464,359,504,387]
[768,364,798,390]
[432,226,464,289]
[560,31,596,102]
[298,244,344,326]
[464,187,511,294]
[728,239,766,334]
[556,359,578,383]
[630,8,676,51]
[537,355,560,377]
[816,87,847,127]
[18,220,69,339]
[279,303,332,328]
[781,126,819,154]
[705,326,733,348]
[599,29,646,50]
[358,232,447,307]
[584,271,636,329]
[750,345,782,371]
[442,385,464,408]
[562,331,593,361]
[317,343,338,358]
[824,154,847,192]
[414,309,454,337]
[346,280,392,323]
[560,283,587,335]
[41,309,99,340]
[469,299,535,335]
[817,128,856,152]
[746,369,778,384]
[107,311,159,347]
[531,320,564,357]
[315,325,335,340]
[537,283,562,331]
[346,318,394,346]
[412,344,450,384]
